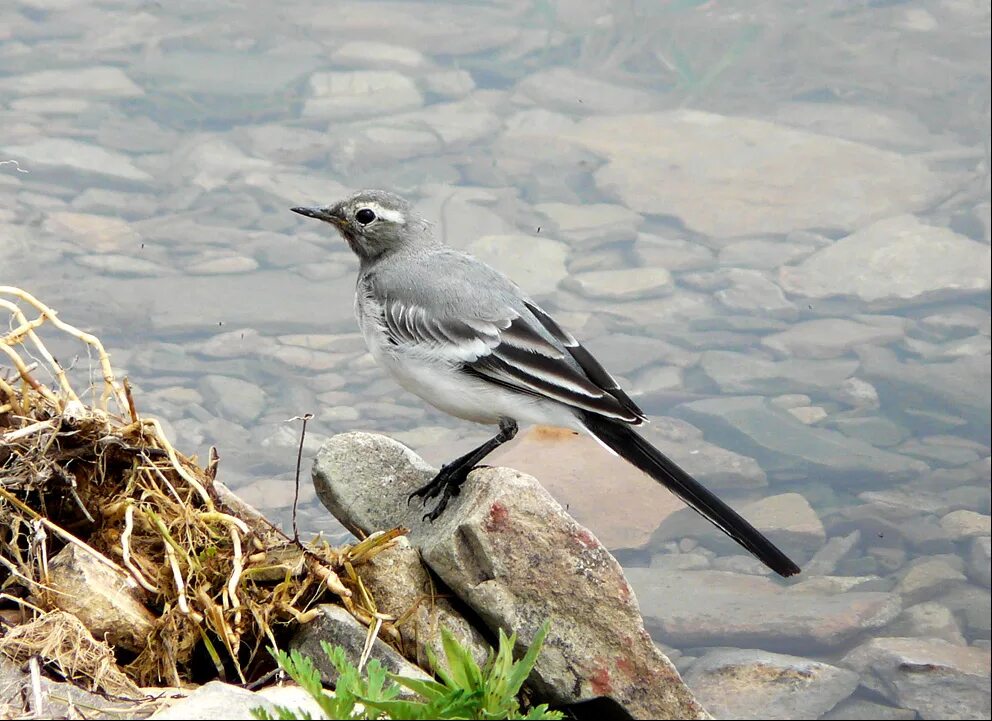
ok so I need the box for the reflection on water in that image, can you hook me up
[2,0,990,716]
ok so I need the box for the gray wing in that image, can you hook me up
[369,265,645,424]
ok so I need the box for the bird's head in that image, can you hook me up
[291,189,427,262]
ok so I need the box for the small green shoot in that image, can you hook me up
[252,621,562,720]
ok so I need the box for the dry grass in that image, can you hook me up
[0,286,403,692]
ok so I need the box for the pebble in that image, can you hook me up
[515,67,663,115]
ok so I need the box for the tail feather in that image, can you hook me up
[581,413,801,578]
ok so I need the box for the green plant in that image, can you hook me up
[252,621,562,720]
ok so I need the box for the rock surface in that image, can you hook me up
[290,604,432,688]
[683,648,859,719]
[149,681,280,720]
[312,431,708,719]
[41,544,155,653]
[779,215,991,308]
[560,111,943,238]
[355,536,490,668]
[624,568,901,651]
[842,637,991,719]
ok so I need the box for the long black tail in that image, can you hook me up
[581,413,800,578]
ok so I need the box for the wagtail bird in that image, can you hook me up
[292,189,800,577]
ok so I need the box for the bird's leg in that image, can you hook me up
[409,418,518,522]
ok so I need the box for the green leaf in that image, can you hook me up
[440,626,484,693]
[389,674,449,701]
[505,621,550,699]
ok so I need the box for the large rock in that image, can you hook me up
[624,569,901,651]
[312,432,708,719]
[779,215,991,309]
[683,649,859,719]
[559,111,943,238]
[842,637,991,719]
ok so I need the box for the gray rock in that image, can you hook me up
[150,681,278,720]
[254,685,328,719]
[713,269,797,318]
[683,648,859,719]
[717,238,818,270]
[780,215,991,308]
[842,637,991,719]
[290,604,432,688]
[75,254,166,277]
[895,558,968,605]
[560,110,943,238]
[678,396,928,480]
[199,374,267,424]
[1,656,158,719]
[941,510,992,539]
[698,351,859,396]
[515,67,663,115]
[534,201,642,246]
[634,233,714,271]
[563,267,672,301]
[969,537,991,586]
[312,432,708,719]
[762,317,907,359]
[0,66,143,97]
[889,602,967,646]
[821,697,917,720]
[654,492,824,561]
[625,568,901,651]
[3,138,152,181]
[858,346,990,429]
[804,531,862,576]
[303,70,423,119]
[355,536,490,669]
[465,234,568,297]
[41,544,155,653]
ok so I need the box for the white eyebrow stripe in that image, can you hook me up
[362,201,406,225]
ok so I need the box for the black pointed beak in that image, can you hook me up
[291,205,342,224]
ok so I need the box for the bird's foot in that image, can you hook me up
[407,463,471,522]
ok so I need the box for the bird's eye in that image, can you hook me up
[355,208,376,225]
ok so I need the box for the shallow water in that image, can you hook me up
[2,0,990,717]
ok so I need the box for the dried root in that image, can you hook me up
[0,286,399,689]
